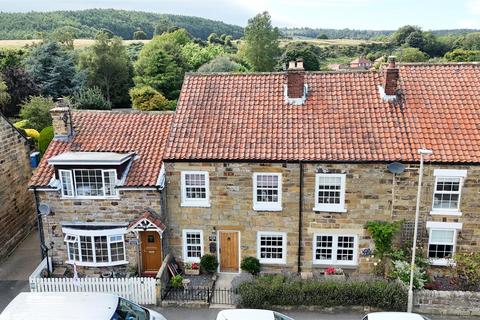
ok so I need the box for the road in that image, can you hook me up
[0,232,41,312]
[156,307,477,320]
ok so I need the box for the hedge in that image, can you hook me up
[237,275,407,311]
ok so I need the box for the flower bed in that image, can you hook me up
[237,275,407,311]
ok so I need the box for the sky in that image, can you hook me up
[0,0,479,30]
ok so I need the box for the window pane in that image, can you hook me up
[256,174,279,203]
[428,244,453,259]
[94,236,109,263]
[110,240,125,262]
[430,230,454,244]
[337,236,355,262]
[80,236,94,262]
[68,241,79,261]
[104,170,117,196]
[60,171,74,196]
[74,169,104,197]
[186,232,202,258]
[185,174,207,200]
[315,235,333,261]
[317,176,342,205]
[259,234,284,260]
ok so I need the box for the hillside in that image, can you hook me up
[0,9,244,40]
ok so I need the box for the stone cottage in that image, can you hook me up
[162,58,480,276]
[29,105,173,276]
[0,112,35,261]
[31,58,480,277]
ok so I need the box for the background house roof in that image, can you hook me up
[30,111,173,188]
[165,64,480,163]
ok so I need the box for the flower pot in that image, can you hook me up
[185,268,200,275]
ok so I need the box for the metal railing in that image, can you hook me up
[162,285,235,305]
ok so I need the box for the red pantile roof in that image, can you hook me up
[30,111,173,188]
[165,64,480,163]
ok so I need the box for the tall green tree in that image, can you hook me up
[79,34,133,107]
[50,26,79,49]
[390,25,422,46]
[133,29,147,40]
[242,12,280,71]
[1,67,39,116]
[25,42,84,99]
[19,96,54,131]
[463,32,480,50]
[0,76,10,111]
[154,16,175,36]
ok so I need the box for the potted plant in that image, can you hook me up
[324,267,345,280]
[184,262,200,275]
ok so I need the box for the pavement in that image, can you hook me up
[155,307,477,320]
[0,231,41,312]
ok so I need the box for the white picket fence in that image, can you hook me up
[29,258,157,305]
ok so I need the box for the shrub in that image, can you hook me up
[170,275,183,288]
[200,254,218,274]
[241,256,261,275]
[365,220,402,258]
[69,87,112,110]
[38,126,54,156]
[129,85,174,111]
[19,96,54,131]
[237,275,407,311]
[390,260,427,289]
[455,252,480,291]
[24,128,40,139]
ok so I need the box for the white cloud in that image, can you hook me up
[467,0,480,14]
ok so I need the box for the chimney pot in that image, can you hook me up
[286,59,306,100]
[388,56,396,69]
[288,60,297,70]
[384,56,399,96]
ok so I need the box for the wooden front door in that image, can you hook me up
[219,231,239,272]
[141,231,162,272]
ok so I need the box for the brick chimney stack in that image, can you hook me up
[50,98,73,140]
[287,58,305,99]
[384,56,399,96]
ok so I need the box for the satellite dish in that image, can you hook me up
[387,162,405,174]
[38,203,51,216]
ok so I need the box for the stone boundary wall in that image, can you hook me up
[414,290,480,316]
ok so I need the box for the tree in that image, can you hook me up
[50,26,78,49]
[0,49,27,72]
[181,42,225,70]
[197,56,244,72]
[69,87,112,110]
[1,67,39,116]
[396,47,429,62]
[25,41,84,99]
[390,25,422,46]
[79,34,133,107]
[463,32,480,50]
[154,16,175,36]
[126,42,144,62]
[133,29,191,99]
[129,85,174,111]
[208,33,219,44]
[242,12,280,71]
[279,42,320,71]
[317,33,328,40]
[19,96,54,131]
[0,76,10,111]
[445,48,480,62]
[133,29,147,40]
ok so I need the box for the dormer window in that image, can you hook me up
[59,169,118,198]
[49,151,135,199]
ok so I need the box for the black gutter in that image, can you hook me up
[32,187,46,260]
[298,161,304,274]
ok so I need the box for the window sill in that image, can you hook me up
[429,258,455,267]
[430,210,462,216]
[61,196,121,200]
[253,205,282,212]
[312,262,358,268]
[181,202,211,208]
[313,207,347,213]
[259,260,286,265]
[66,260,128,267]
[184,258,201,263]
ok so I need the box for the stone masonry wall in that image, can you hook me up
[36,189,163,275]
[166,161,480,275]
[414,290,480,316]
[0,116,35,261]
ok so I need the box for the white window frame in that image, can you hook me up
[182,229,204,263]
[256,231,287,265]
[312,233,358,266]
[313,173,347,212]
[430,169,467,216]
[426,221,462,266]
[59,169,118,199]
[59,170,74,197]
[252,173,282,211]
[62,228,127,267]
[181,171,210,207]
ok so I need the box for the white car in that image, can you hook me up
[216,309,294,320]
[0,292,167,320]
[362,312,431,320]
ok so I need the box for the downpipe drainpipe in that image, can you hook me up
[297,161,304,274]
[32,187,46,260]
